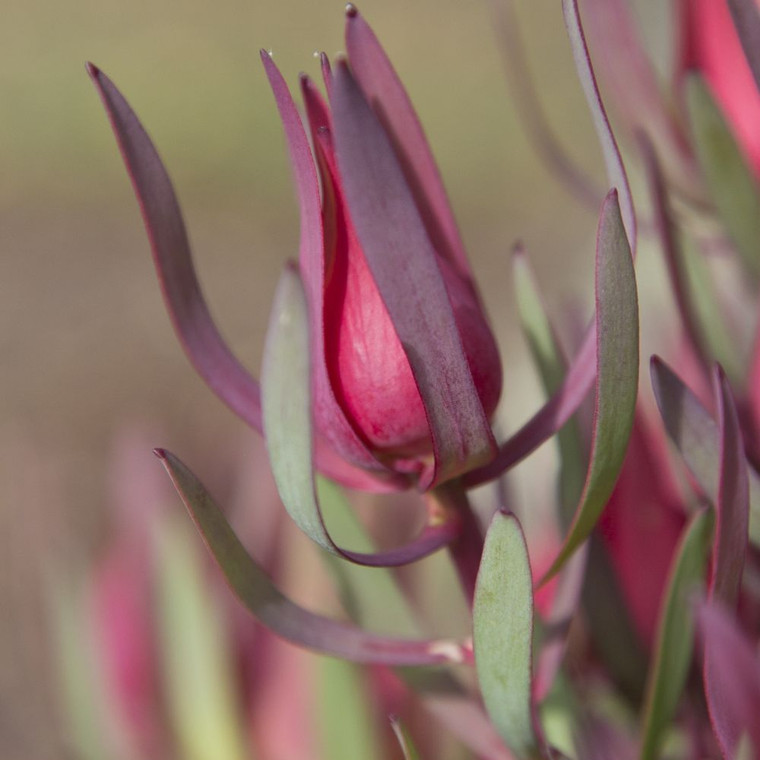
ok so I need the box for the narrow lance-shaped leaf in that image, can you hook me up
[640,509,713,760]
[331,59,497,487]
[261,264,459,567]
[86,64,262,431]
[154,448,470,667]
[710,367,749,605]
[474,510,540,758]
[540,191,639,583]
[650,357,760,548]
[562,0,636,253]
[686,75,760,280]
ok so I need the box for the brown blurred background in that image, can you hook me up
[1,0,614,756]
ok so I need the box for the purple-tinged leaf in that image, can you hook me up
[540,191,638,582]
[154,448,471,666]
[86,64,262,429]
[579,0,703,201]
[474,511,541,758]
[640,509,713,760]
[330,60,497,488]
[698,599,760,758]
[727,0,760,94]
[710,366,749,606]
[390,718,422,760]
[562,0,636,253]
[489,0,603,209]
[651,357,760,548]
[261,265,459,567]
[344,6,474,285]
[260,52,402,486]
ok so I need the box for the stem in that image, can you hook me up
[427,480,484,607]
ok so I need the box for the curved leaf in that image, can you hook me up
[390,718,422,760]
[261,265,460,566]
[86,64,262,431]
[640,509,713,760]
[540,191,638,582]
[331,60,496,487]
[562,0,636,253]
[154,448,469,666]
[474,510,539,757]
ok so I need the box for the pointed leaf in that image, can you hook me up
[698,600,760,758]
[331,60,496,487]
[650,357,760,548]
[261,265,459,566]
[154,448,470,666]
[640,509,713,760]
[541,191,639,581]
[86,64,262,430]
[345,7,473,282]
[562,0,636,253]
[710,367,749,605]
[391,718,422,760]
[474,510,539,757]
[686,75,760,280]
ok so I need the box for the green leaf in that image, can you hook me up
[261,264,457,566]
[391,717,422,760]
[155,448,466,665]
[640,509,713,760]
[474,510,539,758]
[316,658,382,760]
[542,191,639,581]
[686,75,760,280]
[155,514,250,760]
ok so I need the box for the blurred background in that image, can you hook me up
[1,0,664,756]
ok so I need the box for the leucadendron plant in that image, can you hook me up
[80,0,760,757]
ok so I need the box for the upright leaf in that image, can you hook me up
[474,511,539,757]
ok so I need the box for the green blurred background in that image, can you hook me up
[1,0,615,756]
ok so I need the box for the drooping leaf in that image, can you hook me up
[562,0,636,253]
[330,59,497,488]
[155,448,469,666]
[698,600,760,757]
[390,718,422,760]
[686,75,760,280]
[261,264,459,566]
[541,191,639,582]
[474,510,539,757]
[640,509,713,760]
[154,515,249,760]
[650,357,760,548]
